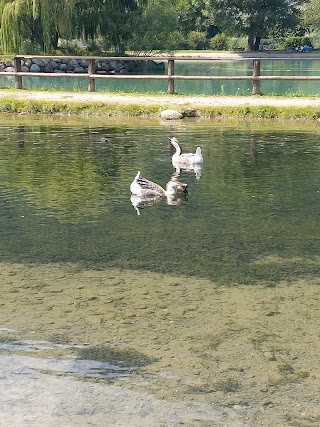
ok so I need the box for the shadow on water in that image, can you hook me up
[1,118,320,285]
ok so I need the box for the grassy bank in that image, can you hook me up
[1,95,320,121]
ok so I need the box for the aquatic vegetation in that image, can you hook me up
[77,345,157,367]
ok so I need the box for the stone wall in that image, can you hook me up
[0,58,139,74]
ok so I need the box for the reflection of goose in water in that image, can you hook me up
[130,194,161,215]
[130,171,188,197]
[130,192,187,215]
[173,163,203,180]
[169,137,203,166]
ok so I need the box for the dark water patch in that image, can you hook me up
[77,345,157,368]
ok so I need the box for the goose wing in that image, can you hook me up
[137,175,165,195]
[131,172,165,196]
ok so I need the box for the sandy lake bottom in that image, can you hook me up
[0,261,319,426]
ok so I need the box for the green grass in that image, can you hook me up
[0,94,320,120]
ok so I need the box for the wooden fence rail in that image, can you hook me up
[1,54,320,95]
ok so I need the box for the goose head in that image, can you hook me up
[169,137,181,152]
[165,178,188,195]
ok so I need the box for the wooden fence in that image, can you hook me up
[1,54,320,95]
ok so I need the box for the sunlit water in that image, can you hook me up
[1,59,320,94]
[0,118,319,426]
[1,120,320,284]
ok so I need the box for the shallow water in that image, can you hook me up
[0,117,319,426]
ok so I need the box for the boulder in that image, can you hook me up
[30,64,41,72]
[32,58,45,67]
[59,63,68,72]
[69,59,79,68]
[73,66,85,73]
[109,60,118,70]
[160,109,183,120]
[50,60,60,70]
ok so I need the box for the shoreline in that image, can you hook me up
[1,89,320,119]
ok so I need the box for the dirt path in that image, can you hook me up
[1,88,320,109]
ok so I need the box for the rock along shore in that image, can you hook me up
[0,58,141,74]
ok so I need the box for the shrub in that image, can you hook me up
[187,31,207,49]
[279,36,313,50]
[209,33,229,50]
[228,37,247,50]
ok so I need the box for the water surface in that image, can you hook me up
[0,117,319,426]
[1,119,320,284]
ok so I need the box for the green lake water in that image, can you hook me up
[1,59,320,94]
[1,118,320,285]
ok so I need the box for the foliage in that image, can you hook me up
[228,36,247,50]
[174,0,210,34]
[0,0,76,53]
[73,0,146,54]
[186,31,208,49]
[209,0,304,50]
[304,0,320,31]
[0,0,146,54]
[126,0,179,53]
[209,33,229,50]
[309,31,320,48]
[278,36,313,50]
[0,0,313,54]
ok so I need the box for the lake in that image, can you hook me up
[0,116,319,426]
[1,59,320,95]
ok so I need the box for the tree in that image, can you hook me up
[0,0,75,52]
[209,0,303,51]
[174,0,211,35]
[304,0,320,31]
[73,0,146,53]
[0,0,146,53]
[127,0,180,53]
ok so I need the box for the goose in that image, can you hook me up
[169,137,203,166]
[130,171,188,197]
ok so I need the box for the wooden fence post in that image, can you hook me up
[168,59,175,94]
[14,56,22,89]
[252,60,261,95]
[87,59,95,92]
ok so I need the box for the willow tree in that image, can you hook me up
[0,0,146,53]
[0,0,75,52]
[73,0,147,53]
